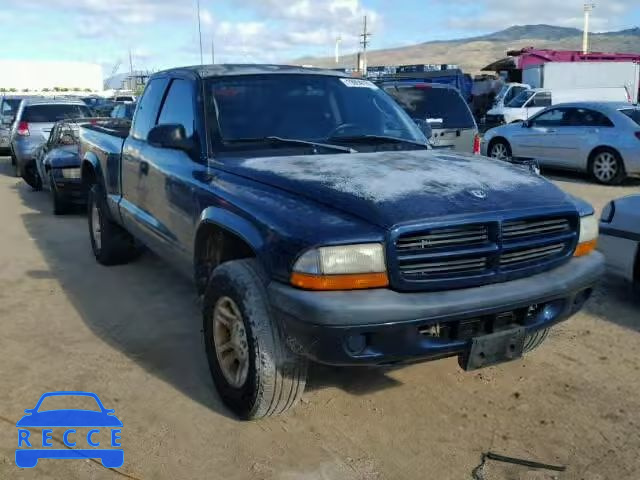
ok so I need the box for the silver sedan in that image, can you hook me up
[482,102,640,185]
[599,194,640,287]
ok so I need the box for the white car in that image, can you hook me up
[483,102,640,185]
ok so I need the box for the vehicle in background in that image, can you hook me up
[390,67,473,103]
[523,61,640,104]
[10,98,92,188]
[112,95,135,103]
[483,102,640,184]
[79,65,602,419]
[110,102,136,120]
[483,83,531,128]
[81,97,115,116]
[599,195,640,288]
[33,118,109,214]
[486,87,630,125]
[382,82,480,153]
[1,95,40,159]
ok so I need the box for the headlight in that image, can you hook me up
[60,168,81,179]
[291,243,388,290]
[575,215,598,257]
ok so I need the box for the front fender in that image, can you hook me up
[81,150,105,188]
[196,207,265,255]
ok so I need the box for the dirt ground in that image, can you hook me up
[0,157,638,480]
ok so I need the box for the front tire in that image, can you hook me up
[50,177,70,215]
[589,149,625,185]
[203,259,307,419]
[88,184,140,265]
[22,162,41,190]
[489,139,512,162]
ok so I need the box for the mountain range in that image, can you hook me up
[295,24,640,74]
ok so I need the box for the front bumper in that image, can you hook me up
[51,174,86,204]
[269,253,604,366]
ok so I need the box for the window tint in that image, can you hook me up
[531,108,566,127]
[157,79,195,136]
[620,108,640,126]
[131,78,168,140]
[507,90,534,108]
[384,85,475,129]
[22,104,91,122]
[568,108,613,127]
[531,92,551,108]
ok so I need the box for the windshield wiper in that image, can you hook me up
[327,134,429,150]
[226,136,355,154]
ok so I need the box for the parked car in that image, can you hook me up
[33,118,101,214]
[599,195,640,287]
[483,102,640,184]
[110,102,136,120]
[111,94,135,103]
[483,82,531,128]
[79,65,603,419]
[381,82,480,153]
[10,98,92,188]
[486,87,630,125]
[81,97,115,116]
[0,95,39,159]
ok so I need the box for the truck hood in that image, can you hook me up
[227,150,572,228]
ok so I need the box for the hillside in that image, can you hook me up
[295,24,640,74]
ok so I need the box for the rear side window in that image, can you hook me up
[620,108,640,126]
[22,104,91,122]
[385,86,474,129]
[2,99,21,115]
[570,108,614,127]
[157,79,195,137]
[131,78,169,140]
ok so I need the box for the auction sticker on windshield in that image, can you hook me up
[15,391,123,469]
[340,78,378,89]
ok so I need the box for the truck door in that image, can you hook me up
[123,77,200,267]
[120,77,169,250]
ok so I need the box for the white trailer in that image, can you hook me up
[522,62,640,103]
[0,60,103,93]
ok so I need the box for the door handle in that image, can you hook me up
[140,161,149,175]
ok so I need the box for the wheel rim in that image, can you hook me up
[491,143,508,160]
[212,296,249,388]
[91,202,102,251]
[593,153,618,182]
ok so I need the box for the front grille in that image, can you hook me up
[503,218,570,240]
[396,225,488,251]
[500,243,565,267]
[392,212,578,291]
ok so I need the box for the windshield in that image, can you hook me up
[507,90,535,108]
[22,104,92,122]
[206,74,424,149]
[620,108,640,126]
[384,85,475,129]
[495,85,510,102]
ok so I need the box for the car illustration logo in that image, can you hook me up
[15,391,123,469]
[470,189,488,199]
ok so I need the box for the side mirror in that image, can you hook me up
[413,118,432,139]
[147,124,195,153]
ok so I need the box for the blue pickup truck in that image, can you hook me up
[79,64,604,419]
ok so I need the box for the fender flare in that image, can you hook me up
[195,207,265,256]
[80,150,105,187]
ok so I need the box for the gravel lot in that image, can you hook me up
[0,156,638,480]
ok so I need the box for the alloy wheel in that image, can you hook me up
[491,143,509,160]
[593,152,618,183]
[212,296,250,388]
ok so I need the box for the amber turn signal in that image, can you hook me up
[574,239,597,257]
[290,272,389,291]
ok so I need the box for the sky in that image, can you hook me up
[0,0,638,78]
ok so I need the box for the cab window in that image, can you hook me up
[131,78,169,140]
[157,79,195,137]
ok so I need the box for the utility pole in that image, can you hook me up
[211,38,215,64]
[360,15,371,75]
[335,35,342,64]
[582,3,596,54]
[128,49,133,75]
[196,0,204,64]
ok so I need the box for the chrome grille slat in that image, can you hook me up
[503,218,570,239]
[396,225,488,251]
[401,258,488,275]
[500,244,565,265]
